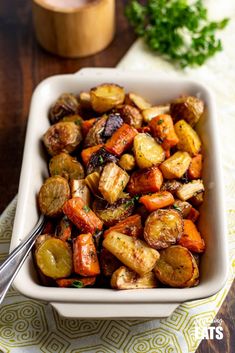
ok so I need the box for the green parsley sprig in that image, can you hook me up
[125,0,229,68]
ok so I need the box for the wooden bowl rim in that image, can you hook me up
[33,0,106,14]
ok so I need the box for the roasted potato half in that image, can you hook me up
[119,154,136,171]
[117,104,143,128]
[174,120,201,156]
[49,152,84,181]
[170,95,204,127]
[159,151,191,179]
[144,209,183,249]
[154,245,199,287]
[49,93,79,124]
[126,92,151,110]
[142,105,170,123]
[134,133,165,169]
[84,116,107,148]
[90,84,125,113]
[111,266,157,289]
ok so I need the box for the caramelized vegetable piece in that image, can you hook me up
[142,105,170,123]
[38,176,70,217]
[81,118,97,137]
[104,214,143,238]
[170,96,204,127]
[117,104,143,128]
[49,152,84,180]
[187,207,200,222]
[43,122,82,156]
[35,234,52,249]
[79,91,92,110]
[161,180,182,194]
[103,231,160,276]
[56,216,72,242]
[86,147,118,175]
[188,154,203,179]
[159,151,191,179]
[149,114,179,150]
[105,123,138,156]
[90,84,125,113]
[73,233,100,276]
[56,277,96,288]
[49,93,79,124]
[35,237,72,279]
[133,133,165,168]
[172,200,192,218]
[127,166,163,195]
[139,191,174,212]
[176,180,204,201]
[126,92,151,110]
[100,248,122,277]
[190,191,204,207]
[119,154,136,171]
[154,245,199,287]
[62,114,83,126]
[84,116,107,147]
[70,179,91,205]
[81,145,103,166]
[111,266,157,289]
[178,220,205,253]
[92,197,135,227]
[144,209,183,249]
[174,120,201,156]
[103,113,123,138]
[98,162,130,204]
[63,197,103,234]
[85,171,100,195]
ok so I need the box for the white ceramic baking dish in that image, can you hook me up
[10,68,228,318]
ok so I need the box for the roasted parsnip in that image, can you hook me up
[111,266,157,289]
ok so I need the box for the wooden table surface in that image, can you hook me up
[0,1,234,352]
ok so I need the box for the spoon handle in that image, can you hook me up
[0,214,46,304]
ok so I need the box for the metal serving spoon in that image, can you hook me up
[0,214,46,304]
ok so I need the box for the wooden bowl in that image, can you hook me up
[32,0,115,58]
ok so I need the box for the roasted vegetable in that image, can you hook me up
[62,114,83,127]
[35,237,73,279]
[98,162,130,204]
[170,96,204,126]
[127,166,163,195]
[92,197,135,227]
[102,113,123,138]
[149,114,179,150]
[144,209,183,249]
[178,220,205,253]
[100,248,122,277]
[86,147,118,175]
[73,233,100,276]
[105,123,138,156]
[49,152,84,181]
[118,153,136,171]
[63,197,103,234]
[125,92,151,110]
[103,231,160,276]
[84,116,107,147]
[159,151,191,179]
[190,192,204,207]
[85,171,100,195]
[139,191,175,212]
[81,118,97,137]
[174,120,201,156]
[56,277,96,288]
[43,121,82,156]
[188,154,202,180]
[38,176,70,217]
[90,84,125,113]
[56,216,72,242]
[49,93,79,124]
[81,144,103,167]
[133,133,165,169]
[79,91,92,110]
[172,200,192,218]
[161,180,182,194]
[111,266,157,289]
[117,104,143,128]
[154,245,199,288]
[104,214,143,238]
[70,179,91,205]
[176,180,204,201]
[187,207,200,222]
[142,105,170,123]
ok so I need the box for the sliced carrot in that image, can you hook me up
[56,277,96,288]
[104,214,143,238]
[81,118,97,137]
[105,123,138,156]
[137,126,151,134]
[149,114,179,150]
[81,144,103,166]
[187,207,200,223]
[164,149,171,159]
[178,219,205,253]
[56,216,72,242]
[127,166,163,195]
[139,191,175,212]
[73,233,100,276]
[188,154,202,179]
[63,197,103,234]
